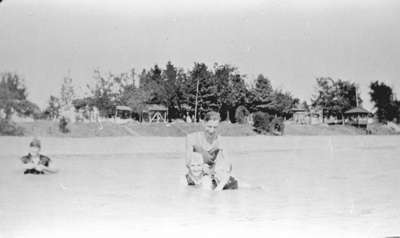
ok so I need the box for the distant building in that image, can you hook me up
[310,108,323,124]
[344,106,371,128]
[113,105,133,119]
[291,107,309,125]
[142,104,168,123]
[60,104,77,123]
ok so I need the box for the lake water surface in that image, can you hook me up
[1,136,399,238]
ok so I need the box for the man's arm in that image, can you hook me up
[20,156,35,170]
[185,135,194,168]
[214,163,231,191]
[36,165,58,173]
[186,134,213,166]
[22,162,36,170]
[36,161,58,173]
[213,139,232,191]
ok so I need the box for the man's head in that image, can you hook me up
[203,111,220,138]
[189,153,204,177]
[29,138,41,156]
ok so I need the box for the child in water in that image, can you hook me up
[20,138,57,174]
[186,153,213,190]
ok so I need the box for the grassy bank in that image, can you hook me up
[16,120,257,137]
[11,119,399,137]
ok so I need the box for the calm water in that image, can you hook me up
[1,137,400,237]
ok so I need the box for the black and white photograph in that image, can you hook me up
[1,0,400,237]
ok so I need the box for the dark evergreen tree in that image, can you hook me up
[370,81,399,122]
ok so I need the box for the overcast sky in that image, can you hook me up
[1,0,399,110]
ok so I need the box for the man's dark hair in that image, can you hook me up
[29,138,41,148]
[204,111,220,122]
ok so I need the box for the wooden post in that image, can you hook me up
[355,86,358,107]
[194,77,200,122]
[342,113,344,125]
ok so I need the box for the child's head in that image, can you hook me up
[203,111,220,137]
[189,153,204,177]
[29,138,41,156]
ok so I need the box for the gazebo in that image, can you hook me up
[344,106,371,127]
[291,106,309,124]
[142,104,168,123]
[114,105,133,119]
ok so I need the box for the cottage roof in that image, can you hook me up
[344,106,370,114]
[116,105,133,111]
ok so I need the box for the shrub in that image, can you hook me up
[252,112,285,135]
[270,117,285,135]
[253,111,272,134]
[33,111,48,120]
[0,119,24,136]
[235,105,250,124]
[59,116,70,133]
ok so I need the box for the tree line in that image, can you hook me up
[63,62,299,122]
[1,61,399,129]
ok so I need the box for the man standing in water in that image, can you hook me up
[185,111,238,191]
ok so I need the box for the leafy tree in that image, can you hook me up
[124,88,151,119]
[162,61,186,119]
[119,70,149,116]
[253,111,273,134]
[113,70,136,105]
[72,97,93,110]
[334,79,362,115]
[252,111,284,135]
[212,64,231,112]
[138,69,148,89]
[301,100,310,111]
[0,118,24,135]
[311,77,361,119]
[268,90,298,118]
[87,69,133,116]
[184,63,214,121]
[87,70,115,116]
[180,63,248,122]
[60,75,75,107]
[70,62,306,123]
[250,74,273,112]
[140,65,166,105]
[0,72,39,120]
[59,116,70,133]
[17,100,41,118]
[44,95,61,120]
[311,78,335,116]
[247,74,297,118]
[369,81,399,122]
[213,64,248,121]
